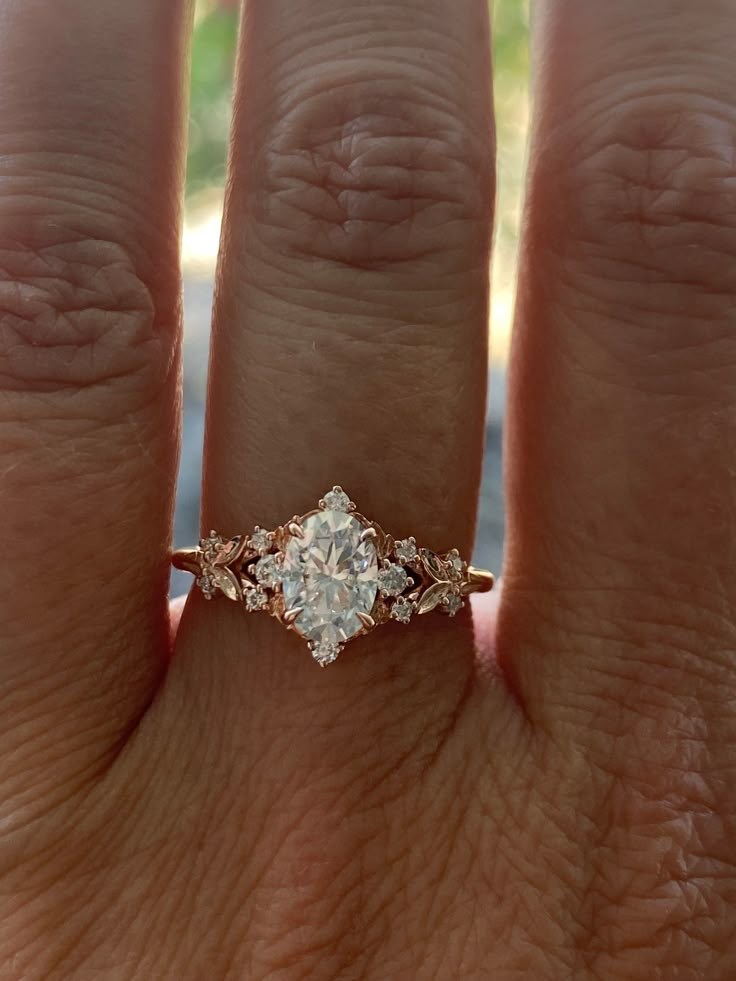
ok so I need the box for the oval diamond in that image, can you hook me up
[281,510,378,648]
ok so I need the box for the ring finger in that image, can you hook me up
[177,0,496,714]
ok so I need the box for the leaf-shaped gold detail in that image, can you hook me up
[416,581,449,615]
[421,549,447,584]
[213,537,245,567]
[212,567,242,601]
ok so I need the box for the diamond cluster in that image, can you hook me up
[187,486,481,665]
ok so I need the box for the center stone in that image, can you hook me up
[281,510,379,647]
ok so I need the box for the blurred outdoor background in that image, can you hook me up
[173,0,529,593]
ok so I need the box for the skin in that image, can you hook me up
[1,0,735,977]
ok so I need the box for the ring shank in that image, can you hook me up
[464,566,495,595]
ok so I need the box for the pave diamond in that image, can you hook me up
[378,562,409,597]
[244,587,269,612]
[255,554,283,588]
[322,486,352,512]
[391,597,414,624]
[281,509,378,648]
[394,538,418,565]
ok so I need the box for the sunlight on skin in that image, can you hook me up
[182,195,518,365]
[3,0,734,974]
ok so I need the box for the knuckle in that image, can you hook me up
[0,215,175,407]
[247,72,493,276]
[538,95,736,303]
[573,750,736,980]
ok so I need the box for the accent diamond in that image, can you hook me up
[255,554,283,588]
[378,562,409,597]
[394,538,418,565]
[196,572,216,599]
[249,527,271,553]
[322,486,352,512]
[447,549,464,581]
[311,641,342,666]
[443,591,463,616]
[281,509,378,648]
[244,587,269,612]
[199,532,223,563]
[391,597,415,624]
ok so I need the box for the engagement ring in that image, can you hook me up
[173,486,494,666]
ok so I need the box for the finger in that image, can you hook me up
[174,0,497,748]
[0,0,191,796]
[502,1,736,719]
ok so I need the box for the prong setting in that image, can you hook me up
[171,485,494,666]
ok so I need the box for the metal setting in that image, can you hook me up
[173,486,494,667]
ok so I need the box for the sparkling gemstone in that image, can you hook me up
[200,532,223,562]
[281,510,378,648]
[244,588,269,612]
[443,591,463,616]
[255,554,282,588]
[322,486,352,512]
[378,562,409,597]
[391,597,414,624]
[311,641,341,666]
[197,572,216,599]
[249,527,271,552]
[394,538,418,565]
[447,550,464,581]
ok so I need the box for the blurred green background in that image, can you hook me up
[172,0,529,588]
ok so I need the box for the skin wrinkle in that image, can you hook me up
[208,38,492,555]
[4,0,736,978]
[575,781,732,978]
[553,309,736,394]
[15,776,182,978]
[143,630,493,978]
[536,629,735,977]
[253,128,489,274]
[254,13,485,112]
[0,233,177,840]
[0,242,171,398]
[0,175,178,283]
[527,85,736,340]
[280,786,452,978]
[0,159,172,253]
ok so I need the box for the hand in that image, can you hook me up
[2,1,735,978]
